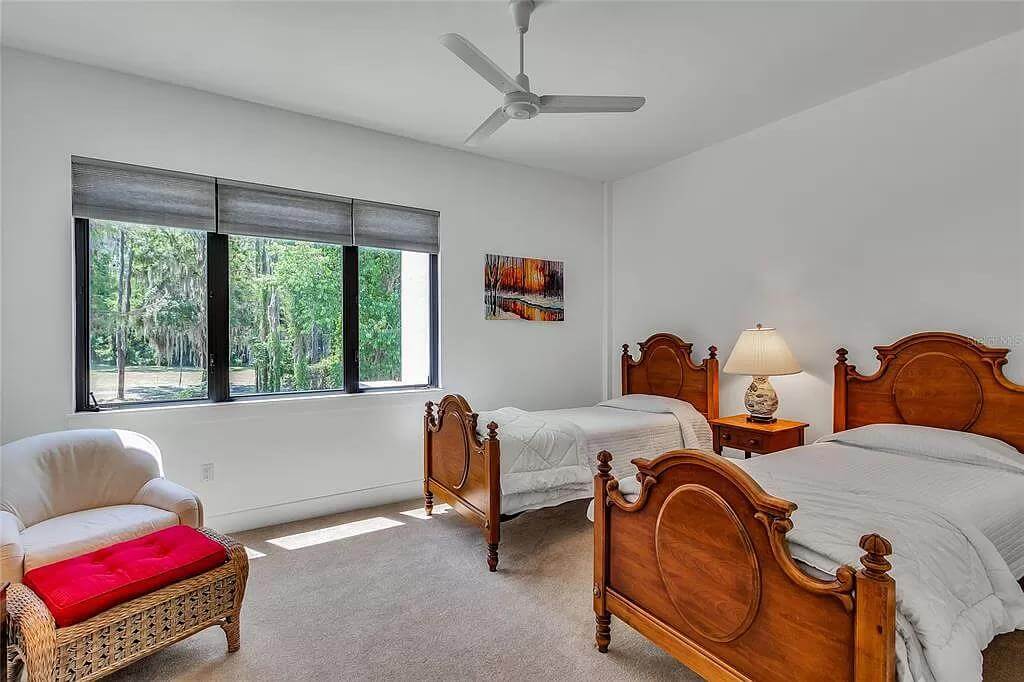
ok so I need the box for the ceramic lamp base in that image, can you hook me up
[744,375,779,423]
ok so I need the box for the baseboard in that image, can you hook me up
[205,479,423,533]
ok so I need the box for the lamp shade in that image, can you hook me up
[723,325,801,376]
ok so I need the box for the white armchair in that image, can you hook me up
[1,429,202,583]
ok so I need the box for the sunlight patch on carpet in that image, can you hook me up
[267,517,405,550]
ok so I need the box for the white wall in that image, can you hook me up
[0,49,605,530]
[610,32,1024,442]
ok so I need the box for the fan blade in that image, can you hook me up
[538,95,646,113]
[465,109,509,146]
[440,33,525,95]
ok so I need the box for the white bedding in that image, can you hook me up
[592,424,1024,682]
[477,395,712,516]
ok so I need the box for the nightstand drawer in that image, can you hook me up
[718,428,763,450]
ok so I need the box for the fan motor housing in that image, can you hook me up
[503,91,540,119]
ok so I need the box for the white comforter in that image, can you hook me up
[603,424,1024,682]
[478,395,712,497]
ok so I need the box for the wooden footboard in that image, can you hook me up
[593,450,896,682]
[424,395,502,571]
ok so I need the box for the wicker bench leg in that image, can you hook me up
[222,613,241,653]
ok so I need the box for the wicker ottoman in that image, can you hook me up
[4,528,248,682]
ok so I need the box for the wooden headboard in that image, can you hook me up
[621,333,719,420]
[834,332,1024,452]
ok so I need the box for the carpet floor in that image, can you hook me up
[106,498,1024,681]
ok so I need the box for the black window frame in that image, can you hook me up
[75,217,439,411]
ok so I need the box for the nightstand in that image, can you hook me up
[711,415,809,458]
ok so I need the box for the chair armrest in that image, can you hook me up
[133,478,204,527]
[0,511,24,583]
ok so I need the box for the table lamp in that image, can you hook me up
[723,324,801,423]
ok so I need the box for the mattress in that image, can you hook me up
[534,407,687,479]
[740,443,1024,579]
[479,395,712,516]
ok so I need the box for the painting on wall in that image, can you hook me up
[484,254,564,322]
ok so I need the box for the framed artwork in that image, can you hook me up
[484,254,564,321]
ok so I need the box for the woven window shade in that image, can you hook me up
[353,199,439,253]
[72,157,216,231]
[217,180,353,245]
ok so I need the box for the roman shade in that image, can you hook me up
[353,199,440,254]
[216,179,354,245]
[72,157,216,231]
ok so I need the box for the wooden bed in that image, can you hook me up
[424,332,719,571]
[593,332,1024,681]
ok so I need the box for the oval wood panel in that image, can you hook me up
[433,412,471,489]
[655,485,761,642]
[645,346,684,398]
[893,352,983,430]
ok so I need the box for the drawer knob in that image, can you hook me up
[721,433,731,441]
[747,439,758,446]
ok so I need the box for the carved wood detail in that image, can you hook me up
[595,449,880,681]
[655,484,761,643]
[834,332,1024,452]
[622,333,720,420]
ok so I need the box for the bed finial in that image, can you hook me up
[425,401,434,418]
[836,347,849,364]
[858,534,893,579]
[486,421,499,440]
[708,345,718,359]
[596,450,614,477]
[621,343,630,358]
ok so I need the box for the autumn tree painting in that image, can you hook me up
[484,254,564,321]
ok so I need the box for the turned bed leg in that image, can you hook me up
[596,614,611,653]
[486,542,500,572]
[484,420,501,573]
[424,491,434,516]
[594,451,614,653]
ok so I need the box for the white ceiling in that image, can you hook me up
[3,1,1022,180]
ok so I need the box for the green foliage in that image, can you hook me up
[358,248,402,382]
[89,221,405,402]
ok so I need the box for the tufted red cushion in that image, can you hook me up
[22,525,228,627]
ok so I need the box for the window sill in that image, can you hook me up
[67,386,445,425]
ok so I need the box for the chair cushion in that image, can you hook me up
[22,525,227,627]
[21,504,180,573]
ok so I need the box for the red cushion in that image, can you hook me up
[23,525,228,627]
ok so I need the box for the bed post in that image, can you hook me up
[854,534,896,682]
[485,421,501,572]
[423,401,435,515]
[593,451,614,653]
[620,344,631,396]
[834,348,849,432]
[706,345,719,419]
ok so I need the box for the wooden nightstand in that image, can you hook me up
[711,415,809,458]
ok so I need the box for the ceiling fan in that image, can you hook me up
[440,0,646,146]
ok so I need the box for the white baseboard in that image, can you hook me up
[205,480,423,533]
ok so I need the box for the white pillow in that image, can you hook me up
[597,394,690,414]
[816,424,1024,473]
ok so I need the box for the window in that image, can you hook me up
[229,236,344,395]
[87,220,208,406]
[73,157,438,410]
[358,247,432,388]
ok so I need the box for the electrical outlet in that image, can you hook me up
[201,463,215,482]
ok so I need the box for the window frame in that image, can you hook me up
[74,218,439,411]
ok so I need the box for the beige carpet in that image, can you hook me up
[105,498,1024,681]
